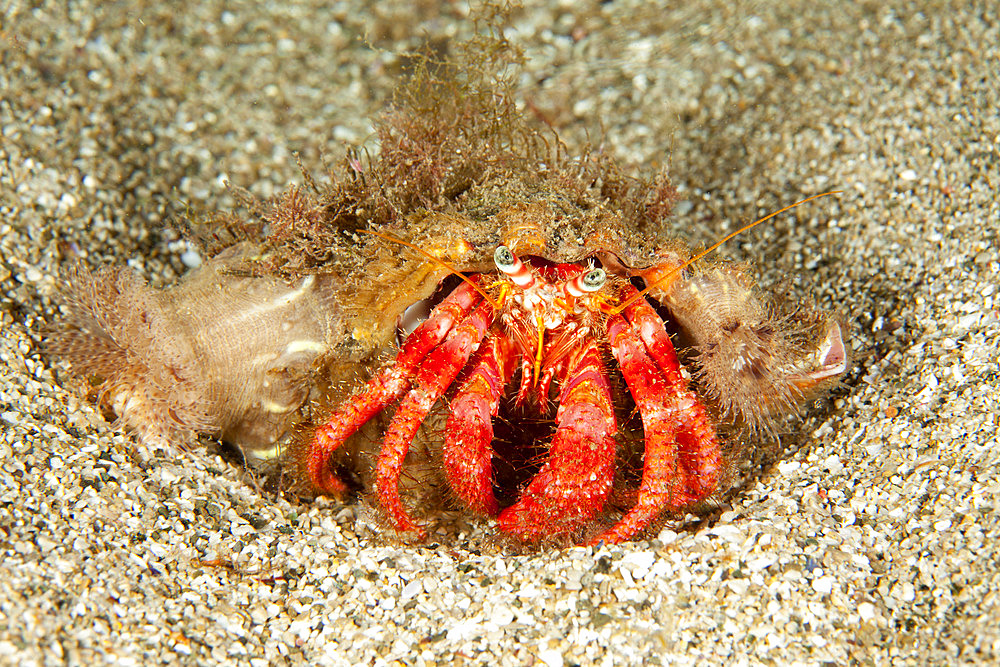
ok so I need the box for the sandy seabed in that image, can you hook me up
[2,1,998,665]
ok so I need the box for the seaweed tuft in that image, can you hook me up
[258,24,677,277]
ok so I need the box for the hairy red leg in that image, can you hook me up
[441,335,515,516]
[623,289,720,500]
[376,299,495,535]
[497,338,617,540]
[306,280,482,495]
[593,294,721,545]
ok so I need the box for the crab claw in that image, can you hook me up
[497,339,617,540]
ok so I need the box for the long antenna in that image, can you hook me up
[609,190,842,315]
[359,229,500,309]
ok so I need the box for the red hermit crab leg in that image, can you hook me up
[595,289,721,544]
[441,335,515,516]
[623,287,721,500]
[306,279,483,495]
[376,298,495,535]
[497,338,617,540]
[630,303,719,499]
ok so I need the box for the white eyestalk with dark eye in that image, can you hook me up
[494,245,534,288]
[562,266,606,298]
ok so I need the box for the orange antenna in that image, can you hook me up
[360,229,500,309]
[610,190,842,315]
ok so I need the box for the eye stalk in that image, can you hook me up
[563,267,607,298]
[494,245,535,288]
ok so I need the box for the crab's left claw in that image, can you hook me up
[497,339,617,540]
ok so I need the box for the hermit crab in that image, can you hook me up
[47,35,848,544]
[300,200,847,545]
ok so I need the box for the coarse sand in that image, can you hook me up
[1,1,998,665]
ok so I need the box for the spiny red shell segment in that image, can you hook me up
[375,297,495,536]
[307,279,483,495]
[442,336,515,516]
[497,337,617,539]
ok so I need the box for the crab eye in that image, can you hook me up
[494,246,516,272]
[495,245,536,288]
[563,267,607,298]
[581,268,606,291]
